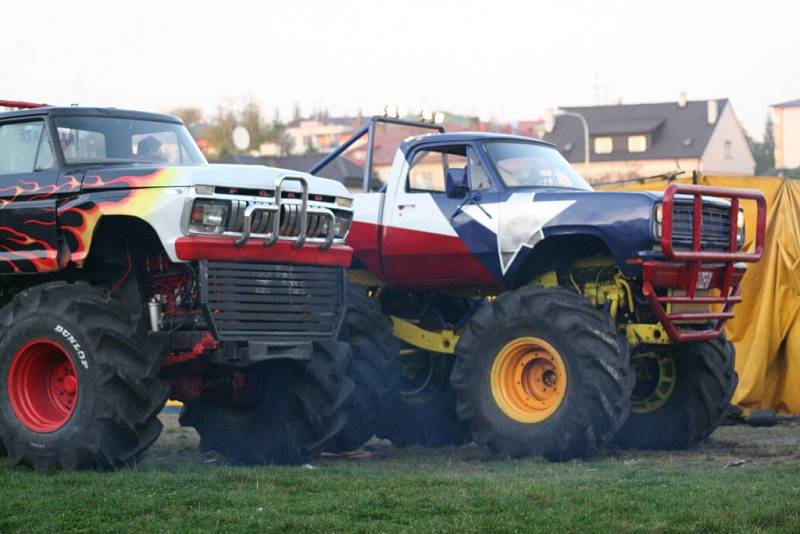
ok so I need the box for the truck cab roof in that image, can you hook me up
[400,131,557,152]
[0,106,182,125]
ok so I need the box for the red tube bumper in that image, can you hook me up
[644,184,766,342]
[174,236,353,267]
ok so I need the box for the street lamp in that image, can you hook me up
[545,108,590,164]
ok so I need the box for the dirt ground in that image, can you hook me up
[148,408,800,469]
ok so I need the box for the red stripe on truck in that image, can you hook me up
[174,236,352,267]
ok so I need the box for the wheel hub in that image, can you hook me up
[631,349,676,414]
[399,350,450,404]
[542,369,558,388]
[7,338,79,433]
[491,337,567,423]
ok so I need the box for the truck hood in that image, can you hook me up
[583,188,729,207]
[489,189,660,253]
[78,163,352,198]
[484,188,730,279]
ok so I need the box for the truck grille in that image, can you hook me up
[225,200,350,239]
[672,203,732,251]
[199,260,346,342]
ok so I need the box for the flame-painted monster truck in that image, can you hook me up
[312,116,766,459]
[0,101,356,470]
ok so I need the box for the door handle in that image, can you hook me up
[398,203,416,210]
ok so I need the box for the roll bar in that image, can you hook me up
[309,115,445,192]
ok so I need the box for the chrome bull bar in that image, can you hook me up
[234,176,336,249]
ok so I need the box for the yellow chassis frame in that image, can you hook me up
[390,316,459,354]
[391,316,669,354]
[390,266,670,354]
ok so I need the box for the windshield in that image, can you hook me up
[483,141,592,191]
[54,116,206,165]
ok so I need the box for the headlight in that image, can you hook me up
[653,203,663,239]
[737,208,745,248]
[189,199,230,234]
[334,215,352,239]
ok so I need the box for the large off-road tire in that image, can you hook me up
[381,350,470,448]
[0,282,168,471]
[323,284,400,453]
[180,341,354,464]
[451,286,633,461]
[614,337,737,449]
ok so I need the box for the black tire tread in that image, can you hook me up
[614,336,737,450]
[323,284,401,453]
[0,282,167,470]
[180,341,354,464]
[451,286,633,460]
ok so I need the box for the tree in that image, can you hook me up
[752,114,776,175]
[169,107,203,126]
[271,107,282,131]
[268,108,294,156]
[240,100,269,150]
[204,107,238,158]
[762,114,775,170]
[200,102,297,158]
[303,143,320,156]
[292,102,302,125]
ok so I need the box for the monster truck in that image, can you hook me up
[0,101,355,470]
[312,116,766,459]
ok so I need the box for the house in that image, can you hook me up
[772,99,800,170]
[285,116,365,155]
[516,119,546,138]
[543,97,755,183]
[345,123,419,185]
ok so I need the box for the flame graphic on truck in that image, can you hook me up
[0,168,180,273]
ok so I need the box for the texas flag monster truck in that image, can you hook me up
[0,101,356,470]
[312,116,766,460]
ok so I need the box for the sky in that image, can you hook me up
[2,0,799,140]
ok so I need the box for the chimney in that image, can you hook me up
[707,100,718,124]
[678,92,687,108]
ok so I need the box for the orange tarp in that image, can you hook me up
[599,175,800,414]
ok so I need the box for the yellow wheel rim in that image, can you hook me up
[490,337,567,423]
[631,349,676,414]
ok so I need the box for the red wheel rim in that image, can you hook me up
[7,338,79,432]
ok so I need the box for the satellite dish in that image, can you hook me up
[232,126,251,151]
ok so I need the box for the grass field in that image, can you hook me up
[1,414,799,533]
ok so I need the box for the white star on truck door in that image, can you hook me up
[463,193,575,274]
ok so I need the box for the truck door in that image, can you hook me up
[0,118,61,273]
[381,144,499,287]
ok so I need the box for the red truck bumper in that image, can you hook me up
[174,236,353,267]
[642,184,766,343]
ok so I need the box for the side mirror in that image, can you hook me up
[445,168,469,198]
